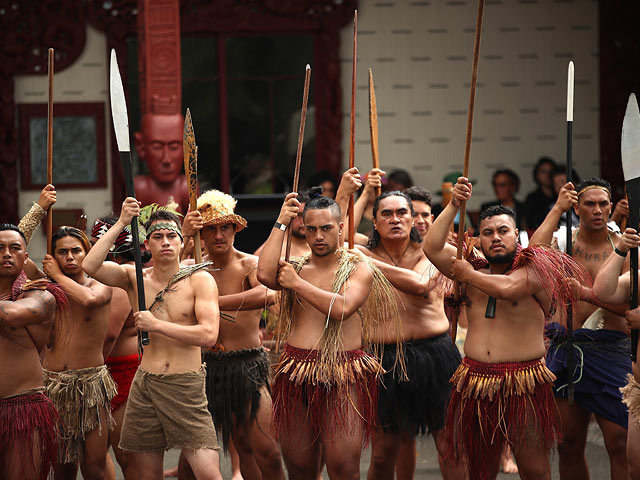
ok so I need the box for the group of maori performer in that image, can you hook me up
[5,165,640,480]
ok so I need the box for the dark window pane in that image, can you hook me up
[226,36,313,77]
[181,36,220,191]
[228,79,274,194]
[225,35,314,194]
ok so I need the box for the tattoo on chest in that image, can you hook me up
[572,245,609,263]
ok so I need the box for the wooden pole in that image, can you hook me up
[452,0,485,341]
[565,61,575,404]
[348,10,358,249]
[369,68,381,198]
[284,65,312,262]
[46,48,54,255]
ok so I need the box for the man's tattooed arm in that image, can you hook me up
[0,290,55,329]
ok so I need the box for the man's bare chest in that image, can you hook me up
[211,267,251,296]
[572,241,612,279]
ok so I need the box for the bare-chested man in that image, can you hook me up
[258,192,397,480]
[531,178,630,480]
[41,226,116,480]
[83,199,222,480]
[424,178,573,480]
[592,226,640,478]
[90,217,141,480]
[179,189,283,480]
[357,189,462,480]
[0,224,63,480]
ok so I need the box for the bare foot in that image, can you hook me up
[163,466,178,478]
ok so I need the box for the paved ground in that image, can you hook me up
[105,421,611,479]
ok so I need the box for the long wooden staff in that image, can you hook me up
[46,48,54,254]
[452,0,485,341]
[565,61,575,404]
[348,10,358,249]
[369,68,381,197]
[284,64,311,262]
[183,108,202,263]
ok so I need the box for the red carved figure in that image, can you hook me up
[133,113,188,213]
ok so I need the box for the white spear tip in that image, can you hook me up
[306,64,310,70]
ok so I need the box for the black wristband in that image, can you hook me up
[614,247,628,258]
[274,221,287,232]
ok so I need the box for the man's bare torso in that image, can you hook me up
[287,256,363,351]
[43,277,110,371]
[569,232,628,332]
[463,267,548,363]
[126,265,206,374]
[0,290,54,397]
[369,243,449,343]
[107,286,136,358]
[209,251,262,351]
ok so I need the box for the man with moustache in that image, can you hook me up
[180,189,284,480]
[360,191,462,480]
[424,177,585,480]
[0,224,66,480]
[531,178,631,480]
[41,226,116,480]
[258,191,399,479]
[83,200,223,479]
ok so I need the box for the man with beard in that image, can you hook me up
[359,191,462,480]
[592,226,640,478]
[0,224,65,480]
[424,177,580,480]
[83,200,223,479]
[258,192,399,479]
[531,178,630,480]
[180,189,284,480]
[41,226,116,480]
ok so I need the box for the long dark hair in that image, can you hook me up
[367,191,422,250]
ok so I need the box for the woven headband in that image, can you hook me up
[576,185,611,198]
[146,222,183,240]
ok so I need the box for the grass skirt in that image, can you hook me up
[377,333,460,435]
[44,365,116,463]
[0,389,59,480]
[445,357,560,480]
[203,347,270,451]
[621,374,640,428]
[272,344,382,447]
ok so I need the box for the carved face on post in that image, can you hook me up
[134,113,183,184]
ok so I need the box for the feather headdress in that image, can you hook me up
[197,190,247,231]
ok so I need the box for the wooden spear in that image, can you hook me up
[369,68,381,197]
[183,108,202,263]
[46,48,54,254]
[284,64,312,262]
[348,10,358,249]
[452,0,485,341]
